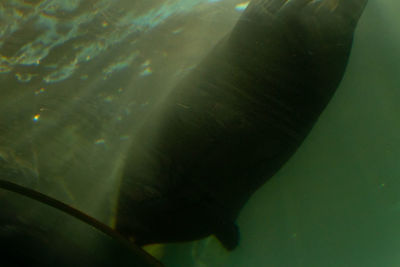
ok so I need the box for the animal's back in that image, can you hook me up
[115,0,368,250]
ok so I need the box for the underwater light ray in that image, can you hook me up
[0,35,156,216]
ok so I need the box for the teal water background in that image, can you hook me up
[1,0,399,266]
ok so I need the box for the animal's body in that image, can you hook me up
[115,0,368,250]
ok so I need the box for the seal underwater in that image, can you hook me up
[115,0,368,250]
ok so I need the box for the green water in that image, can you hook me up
[0,0,399,266]
[182,1,400,266]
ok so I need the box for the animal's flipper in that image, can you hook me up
[214,221,239,251]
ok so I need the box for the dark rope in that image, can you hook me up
[0,179,163,266]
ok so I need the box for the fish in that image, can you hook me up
[115,0,369,250]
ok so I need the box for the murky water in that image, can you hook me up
[0,0,246,220]
[0,0,399,266]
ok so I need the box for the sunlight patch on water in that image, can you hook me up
[0,0,232,83]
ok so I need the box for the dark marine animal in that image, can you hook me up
[115,0,368,250]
